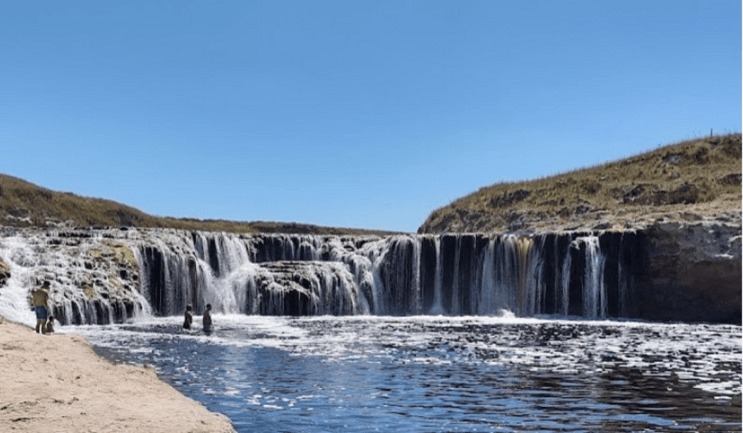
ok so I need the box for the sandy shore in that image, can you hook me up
[0,317,235,433]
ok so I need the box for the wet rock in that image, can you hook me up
[254,261,361,316]
[0,258,9,287]
[636,222,741,324]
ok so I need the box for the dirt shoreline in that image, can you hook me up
[0,316,235,433]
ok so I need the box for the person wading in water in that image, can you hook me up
[202,304,213,335]
[183,305,193,330]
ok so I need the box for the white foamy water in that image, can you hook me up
[70,315,742,433]
[0,236,41,325]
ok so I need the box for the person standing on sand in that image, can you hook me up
[202,304,213,335]
[30,281,50,334]
[183,305,193,330]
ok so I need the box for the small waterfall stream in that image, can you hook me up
[0,229,642,325]
[580,236,607,318]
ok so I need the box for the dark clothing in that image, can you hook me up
[183,311,193,329]
[203,310,213,334]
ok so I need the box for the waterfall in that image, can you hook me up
[559,249,572,316]
[578,236,607,318]
[410,239,422,314]
[450,239,461,315]
[476,238,495,315]
[0,229,640,325]
[430,237,445,314]
[494,236,520,313]
[0,230,151,326]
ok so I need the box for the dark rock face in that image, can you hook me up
[622,183,708,206]
[718,173,742,186]
[636,223,741,324]
[490,189,531,208]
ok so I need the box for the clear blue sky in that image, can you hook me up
[1,1,740,232]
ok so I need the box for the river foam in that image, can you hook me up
[70,315,741,432]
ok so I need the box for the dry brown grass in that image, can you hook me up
[3,134,739,236]
[419,134,742,233]
[0,175,396,235]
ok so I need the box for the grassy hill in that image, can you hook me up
[419,134,742,233]
[0,174,394,235]
[3,134,740,236]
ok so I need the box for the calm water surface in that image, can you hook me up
[70,316,741,432]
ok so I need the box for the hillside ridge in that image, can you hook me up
[3,134,740,236]
[0,174,395,236]
[419,134,741,234]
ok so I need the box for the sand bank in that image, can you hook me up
[0,317,235,433]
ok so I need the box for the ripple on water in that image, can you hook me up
[76,316,741,433]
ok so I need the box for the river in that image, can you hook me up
[70,314,741,432]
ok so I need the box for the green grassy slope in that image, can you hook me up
[419,134,742,233]
[0,174,395,235]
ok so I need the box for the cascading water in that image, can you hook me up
[578,236,607,318]
[430,239,445,315]
[0,228,641,325]
[560,247,572,316]
[0,228,151,326]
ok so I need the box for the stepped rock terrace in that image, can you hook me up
[1,225,738,326]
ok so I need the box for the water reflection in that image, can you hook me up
[83,316,741,432]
